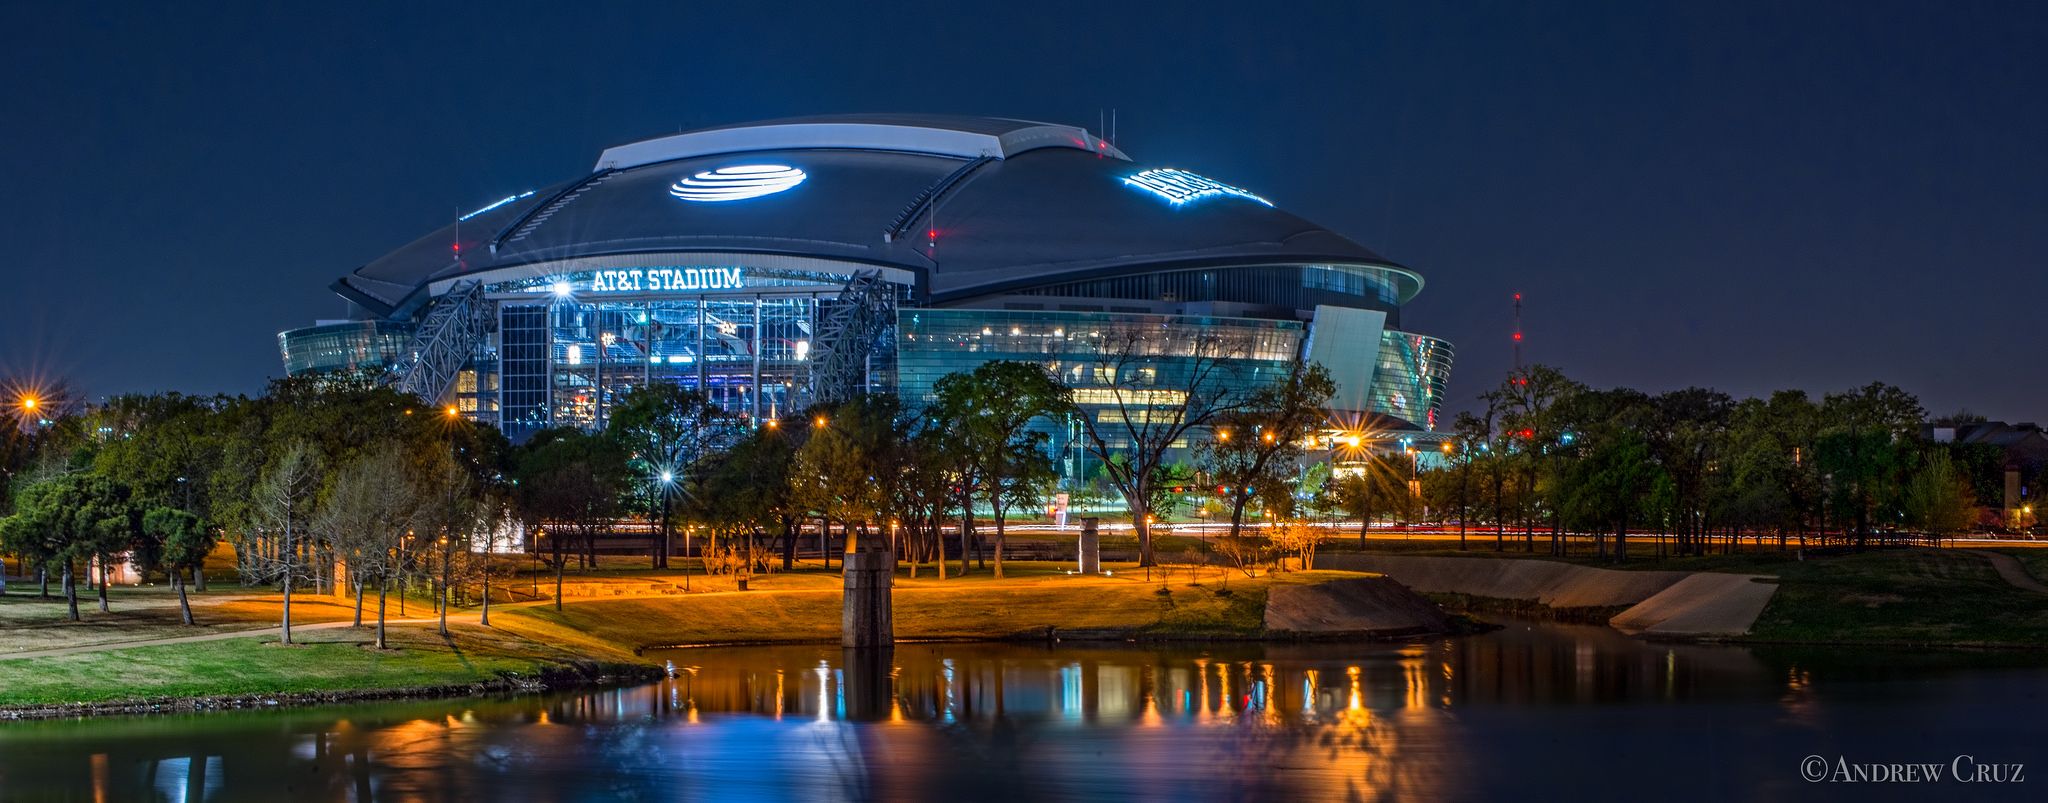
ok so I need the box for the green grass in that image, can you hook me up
[1332,542,2048,645]
[0,624,566,707]
[499,562,1358,649]
[1741,548,2048,645]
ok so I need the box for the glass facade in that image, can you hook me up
[476,268,891,440]
[278,320,415,377]
[898,308,1306,478]
[283,265,1452,462]
[1005,264,1405,315]
[1367,330,1455,431]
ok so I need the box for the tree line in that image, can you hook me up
[5,345,2013,631]
[1400,366,2007,560]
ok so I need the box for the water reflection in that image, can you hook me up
[2,620,2044,801]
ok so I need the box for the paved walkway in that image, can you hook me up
[0,617,448,661]
[1981,551,2048,594]
[0,591,682,662]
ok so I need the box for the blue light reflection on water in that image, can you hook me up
[1,621,2045,801]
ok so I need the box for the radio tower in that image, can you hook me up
[1511,292,1524,371]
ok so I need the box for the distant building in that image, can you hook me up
[1930,421,2047,526]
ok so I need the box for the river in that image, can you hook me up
[1,620,2043,801]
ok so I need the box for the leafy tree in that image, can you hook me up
[1903,450,1975,545]
[699,426,803,571]
[1201,362,1335,545]
[1329,460,1405,547]
[141,506,210,625]
[606,383,733,568]
[789,396,909,559]
[927,361,1067,578]
[0,477,83,617]
[1495,365,1587,553]
[1556,389,1658,561]
[511,428,630,608]
[1646,388,1735,556]
[1816,383,1925,548]
[70,474,140,614]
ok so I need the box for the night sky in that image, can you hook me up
[4,2,2043,420]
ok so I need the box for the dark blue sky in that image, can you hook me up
[4,2,2043,420]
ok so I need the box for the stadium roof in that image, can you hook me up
[332,114,1419,316]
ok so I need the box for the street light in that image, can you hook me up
[813,415,828,428]
[657,471,676,571]
[18,396,36,412]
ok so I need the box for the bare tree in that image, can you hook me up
[1070,320,1261,566]
[317,443,419,649]
[251,442,325,645]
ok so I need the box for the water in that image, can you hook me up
[2,620,2044,801]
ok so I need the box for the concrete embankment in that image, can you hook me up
[1317,555,1777,637]
[1262,576,1452,637]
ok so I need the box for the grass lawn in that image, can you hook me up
[1739,548,2048,645]
[0,588,360,654]
[0,624,574,708]
[1317,542,2048,645]
[499,561,1370,650]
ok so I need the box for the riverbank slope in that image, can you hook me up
[0,563,1445,716]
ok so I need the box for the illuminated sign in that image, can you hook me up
[459,190,535,221]
[588,267,746,293]
[1122,168,1272,207]
[669,164,806,202]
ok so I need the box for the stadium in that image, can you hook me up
[280,114,1455,473]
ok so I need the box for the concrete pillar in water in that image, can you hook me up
[1078,517,1101,574]
[841,542,894,649]
[841,647,895,721]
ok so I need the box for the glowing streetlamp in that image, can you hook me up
[813,415,829,428]
[657,470,676,571]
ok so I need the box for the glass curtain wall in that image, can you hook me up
[898,308,1305,482]
[490,295,823,440]
[1365,330,1455,431]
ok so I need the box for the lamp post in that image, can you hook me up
[659,471,675,571]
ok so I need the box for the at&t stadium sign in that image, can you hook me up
[587,266,747,293]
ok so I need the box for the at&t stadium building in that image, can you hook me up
[280,114,1455,472]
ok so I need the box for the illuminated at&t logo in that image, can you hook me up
[1122,168,1272,207]
[670,165,806,202]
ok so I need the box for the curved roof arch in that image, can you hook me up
[332,114,1422,317]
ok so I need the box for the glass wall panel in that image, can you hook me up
[898,308,1306,484]
[1365,330,1455,431]
[1010,264,1404,317]
[277,321,415,376]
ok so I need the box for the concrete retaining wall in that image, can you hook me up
[1318,555,1690,608]
[1317,554,1777,637]
[1263,576,1451,637]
